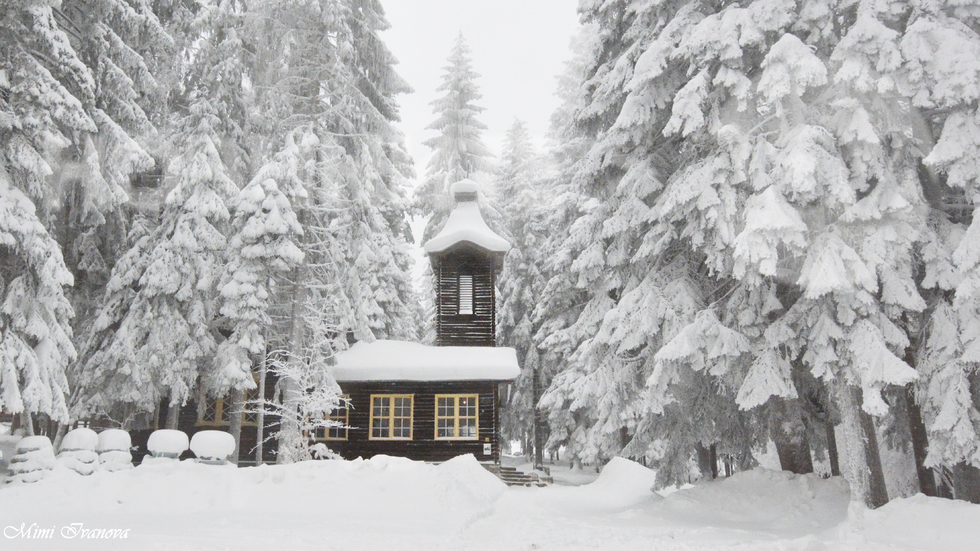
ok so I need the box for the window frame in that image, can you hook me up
[313,395,350,441]
[458,274,474,315]
[369,394,414,440]
[434,394,480,441]
[197,377,260,427]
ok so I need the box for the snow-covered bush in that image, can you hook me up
[189,431,235,464]
[57,428,99,475]
[147,429,189,460]
[97,429,133,471]
[8,436,56,483]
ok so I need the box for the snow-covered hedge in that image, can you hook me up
[148,429,189,458]
[57,428,100,475]
[97,429,133,471]
[190,430,235,464]
[8,436,56,483]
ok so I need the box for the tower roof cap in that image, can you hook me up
[423,179,510,255]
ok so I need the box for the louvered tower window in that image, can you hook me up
[458,275,473,315]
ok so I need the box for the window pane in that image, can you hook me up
[202,399,217,423]
[220,397,232,423]
[460,419,477,438]
[372,418,389,438]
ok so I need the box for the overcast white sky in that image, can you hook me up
[379,0,581,186]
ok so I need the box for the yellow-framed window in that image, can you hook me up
[370,394,413,440]
[314,395,349,441]
[435,394,479,440]
[197,375,261,427]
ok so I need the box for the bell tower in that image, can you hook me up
[423,179,510,347]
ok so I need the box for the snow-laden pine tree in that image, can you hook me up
[902,5,980,500]
[494,119,550,459]
[415,34,492,243]
[0,0,106,425]
[51,0,166,305]
[51,1,171,445]
[248,0,419,461]
[412,34,494,344]
[77,97,242,425]
[536,0,949,505]
[213,130,306,401]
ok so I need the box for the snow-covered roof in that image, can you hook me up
[423,179,510,255]
[331,340,520,382]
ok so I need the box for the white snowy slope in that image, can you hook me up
[332,340,520,381]
[0,455,978,551]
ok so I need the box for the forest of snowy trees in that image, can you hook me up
[0,0,419,462]
[4,0,980,510]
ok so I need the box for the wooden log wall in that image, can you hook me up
[330,380,501,463]
[436,248,495,347]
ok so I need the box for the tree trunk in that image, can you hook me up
[903,384,937,496]
[22,411,34,436]
[278,267,306,464]
[859,406,889,507]
[695,443,716,479]
[256,344,267,466]
[228,388,244,465]
[709,443,718,479]
[165,399,180,430]
[52,423,69,454]
[532,350,544,470]
[770,398,814,474]
[826,422,840,476]
[951,463,980,504]
[833,379,888,508]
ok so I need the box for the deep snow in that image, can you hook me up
[0,452,977,550]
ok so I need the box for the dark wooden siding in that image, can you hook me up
[330,380,501,463]
[132,369,281,465]
[436,248,495,347]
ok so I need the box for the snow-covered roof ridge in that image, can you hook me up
[331,340,520,381]
[423,179,511,254]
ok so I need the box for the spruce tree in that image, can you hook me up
[0,0,106,424]
[248,0,419,461]
[415,33,491,242]
[77,97,242,422]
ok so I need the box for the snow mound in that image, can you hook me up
[61,428,98,451]
[16,435,53,452]
[96,429,133,471]
[57,449,99,475]
[97,429,131,452]
[557,457,662,510]
[0,453,507,548]
[147,429,189,457]
[847,493,980,550]
[592,457,660,491]
[651,468,850,536]
[8,437,55,483]
[437,453,506,507]
[189,430,235,462]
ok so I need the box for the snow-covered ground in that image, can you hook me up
[0,450,978,550]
